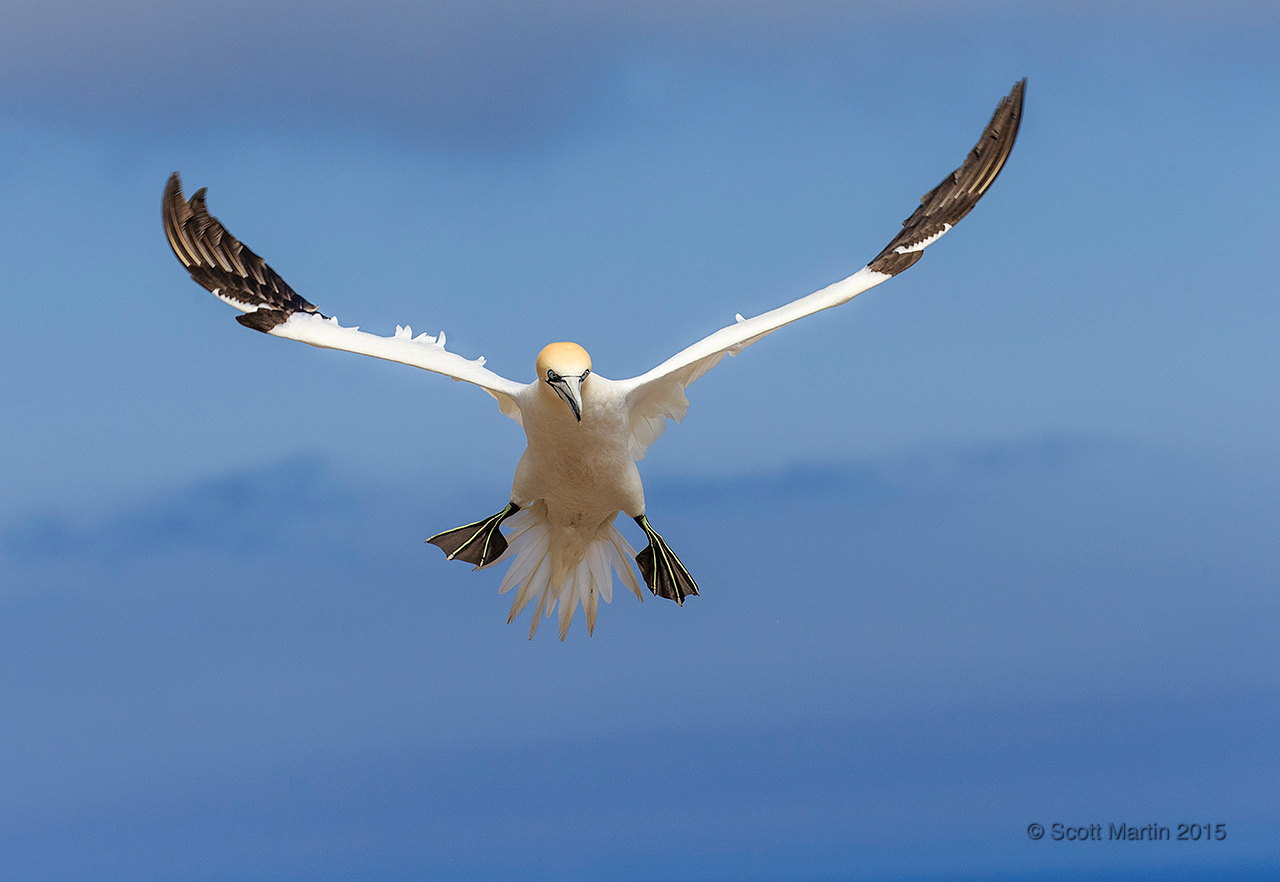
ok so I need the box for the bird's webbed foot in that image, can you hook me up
[427,502,521,569]
[633,514,699,605]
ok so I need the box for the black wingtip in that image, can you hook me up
[867,78,1025,276]
[235,308,293,333]
[162,173,320,320]
[162,173,193,268]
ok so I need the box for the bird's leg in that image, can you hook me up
[632,514,699,605]
[427,502,521,569]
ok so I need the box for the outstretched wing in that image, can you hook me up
[616,79,1025,459]
[163,174,526,423]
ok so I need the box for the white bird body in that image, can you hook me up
[503,365,650,637]
[514,378,644,534]
[162,80,1025,639]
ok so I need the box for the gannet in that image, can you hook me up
[163,80,1025,639]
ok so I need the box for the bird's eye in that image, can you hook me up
[580,369,590,380]
[546,370,561,383]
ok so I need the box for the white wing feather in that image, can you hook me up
[164,173,526,423]
[615,79,1025,460]
[615,266,890,459]
[267,313,525,423]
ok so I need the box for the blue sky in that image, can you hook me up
[1,1,1278,879]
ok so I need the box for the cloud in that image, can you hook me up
[0,434,1101,566]
[2,683,1275,880]
[648,433,1111,508]
[1,1,592,144]
[1,438,1277,878]
[4,0,1276,147]
[4,0,809,145]
[1,456,356,564]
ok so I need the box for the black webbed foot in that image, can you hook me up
[633,514,699,605]
[427,502,521,569]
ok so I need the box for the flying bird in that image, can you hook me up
[163,79,1025,639]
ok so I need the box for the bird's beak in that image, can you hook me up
[549,375,583,422]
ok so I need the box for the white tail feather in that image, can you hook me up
[607,530,644,601]
[497,501,640,639]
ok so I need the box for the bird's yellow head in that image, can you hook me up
[536,342,592,423]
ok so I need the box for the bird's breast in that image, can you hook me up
[513,378,643,519]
